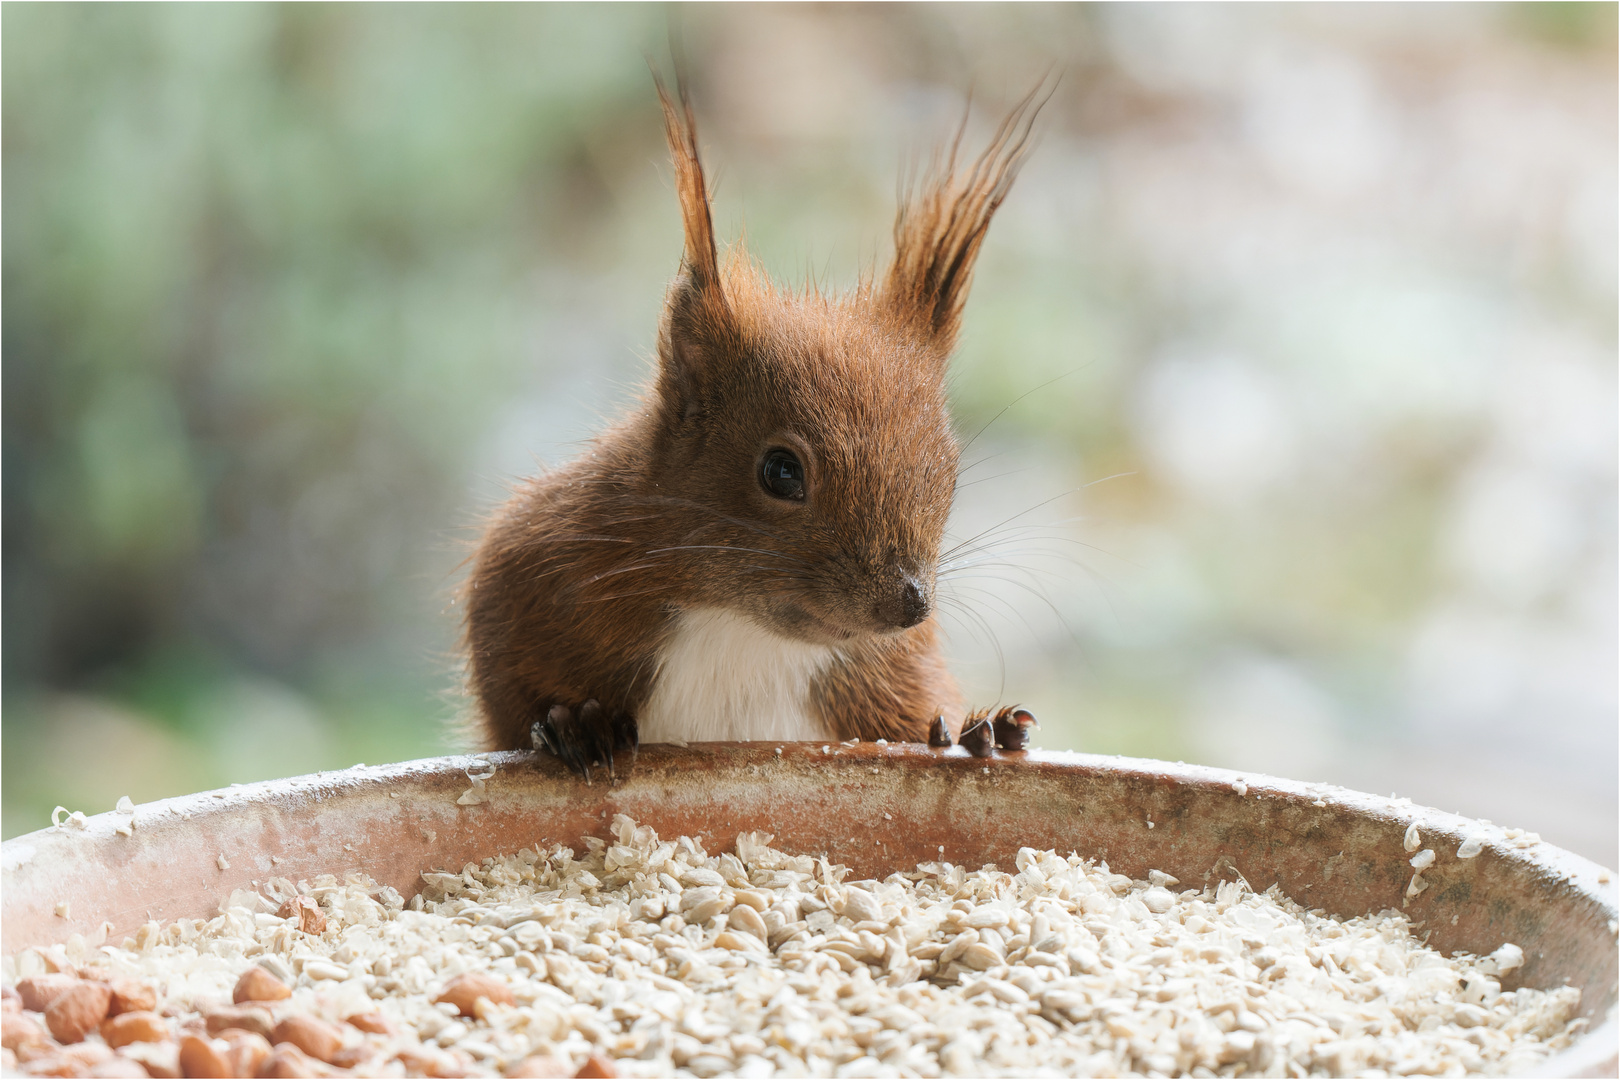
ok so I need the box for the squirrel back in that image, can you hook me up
[464,75,1040,766]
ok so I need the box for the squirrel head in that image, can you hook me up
[640,75,1038,646]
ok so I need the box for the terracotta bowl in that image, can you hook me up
[3,744,1615,1075]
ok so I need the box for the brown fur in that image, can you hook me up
[464,76,1038,752]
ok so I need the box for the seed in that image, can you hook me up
[343,1011,395,1036]
[99,1011,167,1048]
[1410,849,1436,870]
[963,907,1009,929]
[271,1015,343,1064]
[434,973,514,1017]
[300,959,348,981]
[203,1005,274,1041]
[726,903,768,940]
[104,979,157,1018]
[177,1034,230,1079]
[959,942,1003,970]
[574,1052,619,1078]
[1404,823,1422,852]
[505,1054,574,1077]
[16,975,78,1014]
[220,1031,272,1078]
[44,983,112,1044]
[2,1010,49,1053]
[276,896,326,934]
[231,966,290,1004]
[841,886,883,924]
[679,886,728,924]
[87,1052,148,1077]
[120,1040,180,1079]
[257,1044,319,1078]
[713,931,766,953]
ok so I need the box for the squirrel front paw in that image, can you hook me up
[529,699,638,781]
[935,706,1038,757]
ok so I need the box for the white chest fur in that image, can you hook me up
[637,608,836,743]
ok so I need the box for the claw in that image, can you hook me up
[543,704,591,781]
[959,709,994,758]
[531,701,639,782]
[529,718,555,756]
[927,715,953,748]
[579,700,607,775]
[992,705,1037,751]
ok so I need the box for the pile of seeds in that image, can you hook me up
[3,816,1586,1078]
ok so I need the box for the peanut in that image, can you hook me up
[177,1034,229,1078]
[17,974,78,1013]
[2,1009,49,1051]
[231,967,290,1005]
[270,1015,343,1064]
[202,1005,273,1041]
[257,1044,318,1078]
[434,972,513,1017]
[106,979,158,1017]
[275,896,326,935]
[342,1011,395,1036]
[100,1011,169,1048]
[44,982,113,1044]
[220,1030,271,1077]
[573,1052,619,1078]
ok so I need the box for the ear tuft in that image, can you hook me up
[883,82,1049,354]
[652,66,738,420]
[653,67,725,310]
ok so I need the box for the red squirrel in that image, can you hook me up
[464,75,1041,775]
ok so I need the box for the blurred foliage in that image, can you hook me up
[3,5,1615,861]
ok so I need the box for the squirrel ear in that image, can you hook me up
[653,68,734,415]
[882,85,1045,356]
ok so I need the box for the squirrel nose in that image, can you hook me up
[888,576,932,629]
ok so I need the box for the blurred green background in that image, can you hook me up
[4,4,1615,864]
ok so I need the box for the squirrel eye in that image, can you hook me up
[759,448,806,501]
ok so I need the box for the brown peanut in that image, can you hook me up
[434,972,514,1017]
[256,1044,318,1078]
[100,1010,169,1048]
[220,1031,272,1077]
[231,967,291,1005]
[121,1040,181,1079]
[44,982,113,1044]
[573,1053,619,1078]
[178,1033,230,1078]
[203,1005,274,1041]
[17,974,79,1013]
[270,1015,343,1064]
[275,896,326,935]
[342,1011,395,1036]
[2,1008,49,1051]
[106,979,158,1017]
